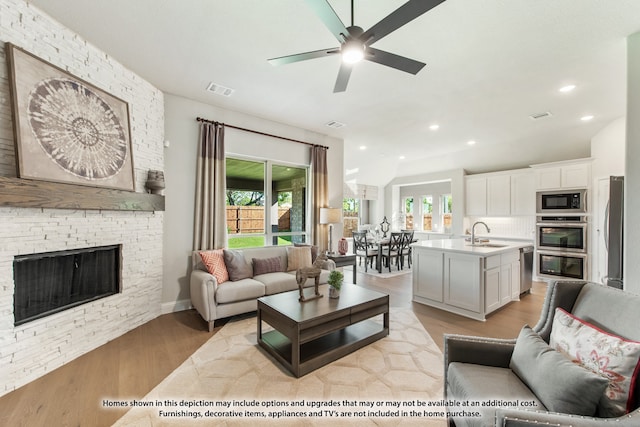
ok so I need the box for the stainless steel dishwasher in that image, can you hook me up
[520,246,534,294]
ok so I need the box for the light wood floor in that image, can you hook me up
[0,268,547,427]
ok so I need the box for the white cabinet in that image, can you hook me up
[532,159,591,190]
[484,251,520,314]
[413,250,444,302]
[413,244,521,321]
[465,169,534,217]
[465,177,487,216]
[444,253,481,313]
[511,173,535,215]
[487,175,511,216]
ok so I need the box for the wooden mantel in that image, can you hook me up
[0,176,164,211]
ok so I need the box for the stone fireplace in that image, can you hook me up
[0,0,165,397]
[13,244,122,326]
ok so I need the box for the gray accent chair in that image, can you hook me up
[444,280,640,426]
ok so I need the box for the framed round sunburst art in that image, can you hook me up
[5,43,135,191]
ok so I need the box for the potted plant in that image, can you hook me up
[327,270,343,298]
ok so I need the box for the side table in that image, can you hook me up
[326,253,357,284]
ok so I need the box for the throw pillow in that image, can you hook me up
[253,257,283,276]
[549,308,640,417]
[293,243,319,262]
[286,246,312,271]
[199,249,229,284]
[510,325,609,416]
[222,250,253,281]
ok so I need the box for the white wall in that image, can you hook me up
[590,117,626,283]
[592,117,626,179]
[0,0,164,395]
[162,94,344,309]
[625,32,640,295]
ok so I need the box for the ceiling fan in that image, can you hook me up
[268,0,446,93]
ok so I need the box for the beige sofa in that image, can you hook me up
[190,245,335,331]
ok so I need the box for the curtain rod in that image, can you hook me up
[196,117,329,150]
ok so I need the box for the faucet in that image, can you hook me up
[471,221,491,244]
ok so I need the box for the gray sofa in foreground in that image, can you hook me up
[190,245,335,331]
[445,280,640,426]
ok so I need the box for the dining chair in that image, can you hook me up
[381,232,403,272]
[352,231,378,272]
[400,229,415,269]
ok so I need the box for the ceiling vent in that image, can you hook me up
[529,111,552,120]
[325,120,346,129]
[206,82,234,97]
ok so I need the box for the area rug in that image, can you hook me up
[112,308,445,427]
[343,265,412,280]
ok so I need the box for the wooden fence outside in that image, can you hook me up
[226,206,291,234]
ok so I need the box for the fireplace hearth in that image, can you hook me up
[13,244,121,326]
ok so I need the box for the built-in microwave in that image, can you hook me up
[536,189,587,214]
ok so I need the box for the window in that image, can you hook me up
[422,196,433,231]
[442,194,453,232]
[404,197,414,230]
[342,198,359,237]
[226,157,308,248]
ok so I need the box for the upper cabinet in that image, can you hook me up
[465,176,487,216]
[464,168,534,217]
[531,159,592,190]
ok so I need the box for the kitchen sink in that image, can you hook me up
[466,243,508,248]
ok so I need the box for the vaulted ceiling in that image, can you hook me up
[29,0,640,185]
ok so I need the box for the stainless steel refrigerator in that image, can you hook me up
[605,176,624,289]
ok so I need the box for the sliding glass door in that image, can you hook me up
[225,157,309,248]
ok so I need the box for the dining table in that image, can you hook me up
[367,234,417,273]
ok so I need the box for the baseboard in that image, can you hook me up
[161,299,192,314]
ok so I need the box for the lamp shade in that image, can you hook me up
[319,207,341,224]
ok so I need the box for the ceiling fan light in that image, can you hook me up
[342,41,364,64]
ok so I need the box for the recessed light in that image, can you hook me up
[559,84,576,93]
[429,124,440,131]
[359,145,367,150]
[467,140,477,146]
[581,115,594,122]
[399,155,405,160]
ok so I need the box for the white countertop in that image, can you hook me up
[412,238,533,256]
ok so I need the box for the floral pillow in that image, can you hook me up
[549,307,640,417]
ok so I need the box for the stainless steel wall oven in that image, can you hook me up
[537,250,588,280]
[535,215,589,281]
[536,216,587,253]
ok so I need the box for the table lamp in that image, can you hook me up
[319,207,342,255]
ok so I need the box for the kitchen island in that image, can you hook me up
[412,239,533,321]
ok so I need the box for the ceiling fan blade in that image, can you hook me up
[304,0,349,43]
[333,63,353,93]
[361,0,446,46]
[366,47,426,74]
[268,48,339,66]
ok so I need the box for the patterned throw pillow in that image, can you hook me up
[199,250,229,284]
[550,307,640,417]
[253,257,283,276]
[286,246,312,271]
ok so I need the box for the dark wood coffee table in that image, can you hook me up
[257,284,389,377]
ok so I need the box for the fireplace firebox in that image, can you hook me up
[13,244,121,326]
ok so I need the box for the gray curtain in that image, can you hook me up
[311,145,329,251]
[193,122,227,250]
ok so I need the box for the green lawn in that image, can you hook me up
[228,235,292,249]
